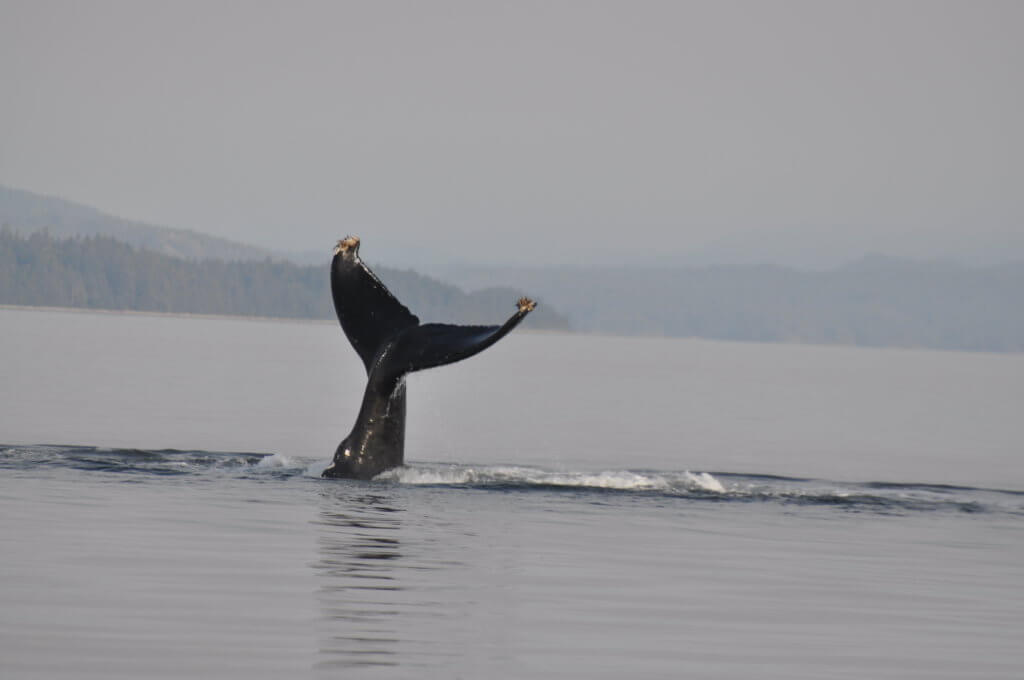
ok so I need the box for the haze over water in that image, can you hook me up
[2,2,1021,268]
[1,306,1022,678]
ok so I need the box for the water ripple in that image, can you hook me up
[3,444,1022,516]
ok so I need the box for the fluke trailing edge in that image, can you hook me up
[322,237,535,480]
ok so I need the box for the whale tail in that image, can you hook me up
[323,237,534,479]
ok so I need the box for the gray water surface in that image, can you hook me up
[1,307,1022,678]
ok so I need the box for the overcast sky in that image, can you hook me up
[1,0,1021,268]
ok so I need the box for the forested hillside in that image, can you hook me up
[0,184,273,261]
[0,230,570,330]
[446,257,1024,352]
[4,227,1022,352]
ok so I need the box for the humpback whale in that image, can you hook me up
[322,236,535,479]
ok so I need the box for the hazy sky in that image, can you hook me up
[1,0,1021,267]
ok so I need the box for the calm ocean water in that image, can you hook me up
[1,307,1022,679]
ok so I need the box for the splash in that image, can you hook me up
[377,463,726,493]
[685,471,726,493]
[255,453,296,469]
[3,444,1020,515]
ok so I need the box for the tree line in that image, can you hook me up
[0,229,570,330]
[447,256,1024,353]
[5,228,1022,352]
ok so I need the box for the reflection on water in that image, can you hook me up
[314,486,480,672]
[314,489,407,669]
[312,484,527,676]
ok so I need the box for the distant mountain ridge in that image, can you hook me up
[4,184,1022,352]
[0,184,273,261]
[0,229,570,330]
[444,257,1024,352]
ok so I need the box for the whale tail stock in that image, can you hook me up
[322,236,535,479]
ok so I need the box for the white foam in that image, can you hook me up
[378,464,725,494]
[684,471,726,493]
[254,453,295,469]
[542,470,671,490]
[305,458,334,478]
[376,465,524,485]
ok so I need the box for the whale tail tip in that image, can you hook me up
[334,236,360,256]
[517,297,537,313]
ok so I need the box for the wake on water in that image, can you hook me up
[3,444,1022,516]
[376,464,726,493]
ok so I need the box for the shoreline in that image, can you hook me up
[0,303,337,325]
[3,303,1020,354]
[0,303,570,333]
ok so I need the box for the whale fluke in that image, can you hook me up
[323,237,535,480]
